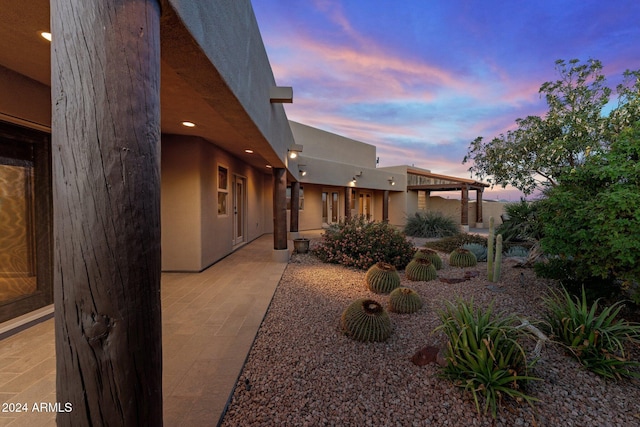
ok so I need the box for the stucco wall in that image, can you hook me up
[410,195,506,228]
[0,65,50,129]
[161,135,272,271]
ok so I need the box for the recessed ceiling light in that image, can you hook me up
[181,121,196,127]
[40,31,52,42]
[245,149,254,154]
[266,165,272,168]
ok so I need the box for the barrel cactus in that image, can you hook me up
[365,262,401,294]
[341,299,392,342]
[389,287,423,314]
[449,248,477,267]
[413,248,443,270]
[462,243,487,262]
[405,258,437,282]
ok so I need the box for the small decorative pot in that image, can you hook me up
[293,238,310,254]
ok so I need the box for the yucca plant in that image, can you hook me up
[543,286,640,379]
[435,299,540,418]
[404,212,459,238]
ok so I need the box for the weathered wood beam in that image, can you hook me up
[476,188,484,225]
[51,1,162,425]
[273,168,287,249]
[290,180,300,232]
[344,187,352,219]
[383,190,389,222]
[461,185,469,226]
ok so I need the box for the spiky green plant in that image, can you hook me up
[462,243,488,262]
[341,299,392,342]
[493,234,503,281]
[543,286,640,379]
[405,258,437,281]
[413,248,443,270]
[449,248,477,268]
[505,245,529,258]
[389,287,423,314]
[404,212,459,238]
[435,299,540,418]
[365,262,401,294]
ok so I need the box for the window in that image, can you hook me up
[286,186,304,210]
[218,165,228,215]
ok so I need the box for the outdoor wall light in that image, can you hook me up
[298,165,307,176]
[288,143,303,159]
[352,177,357,184]
[388,177,395,185]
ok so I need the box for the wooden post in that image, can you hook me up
[51,1,162,426]
[273,168,287,250]
[461,185,469,227]
[290,181,300,233]
[382,190,389,222]
[476,188,484,226]
[344,187,352,219]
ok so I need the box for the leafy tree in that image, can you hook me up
[464,59,639,195]
[538,121,640,295]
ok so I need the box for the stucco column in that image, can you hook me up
[273,168,289,260]
[476,188,484,228]
[290,180,300,237]
[383,190,389,222]
[51,1,162,425]
[344,187,352,219]
[461,185,469,232]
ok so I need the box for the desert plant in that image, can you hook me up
[496,200,544,242]
[505,246,529,258]
[341,299,392,342]
[493,234,503,281]
[404,212,459,238]
[488,216,495,281]
[313,216,415,270]
[405,258,437,282]
[389,287,423,314]
[425,233,488,253]
[462,243,488,262]
[365,262,401,294]
[543,286,640,379]
[449,248,477,268]
[413,248,443,270]
[435,299,540,418]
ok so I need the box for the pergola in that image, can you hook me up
[406,168,489,229]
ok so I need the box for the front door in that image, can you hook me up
[322,191,339,226]
[232,175,245,245]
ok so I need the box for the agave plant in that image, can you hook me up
[341,299,392,342]
[462,243,488,262]
[435,298,540,418]
[413,248,443,270]
[505,246,529,258]
[388,287,423,314]
[405,258,437,282]
[449,248,477,268]
[543,286,640,379]
[365,262,401,294]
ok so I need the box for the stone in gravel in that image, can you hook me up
[411,346,447,367]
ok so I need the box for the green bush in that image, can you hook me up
[496,200,544,243]
[435,299,540,418]
[543,286,640,379]
[425,233,488,253]
[313,216,415,270]
[404,212,459,238]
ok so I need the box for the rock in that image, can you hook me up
[411,345,447,367]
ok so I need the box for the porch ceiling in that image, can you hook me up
[0,0,283,172]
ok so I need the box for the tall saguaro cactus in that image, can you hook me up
[487,217,495,281]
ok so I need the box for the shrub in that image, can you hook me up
[496,200,544,243]
[425,233,488,253]
[404,212,459,238]
[543,286,640,379]
[435,299,540,418]
[462,243,488,262]
[313,216,415,270]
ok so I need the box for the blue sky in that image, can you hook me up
[252,0,640,200]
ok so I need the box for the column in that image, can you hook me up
[382,190,389,222]
[273,168,288,259]
[51,1,162,425]
[476,188,484,228]
[461,185,469,232]
[290,180,300,237]
[344,187,352,220]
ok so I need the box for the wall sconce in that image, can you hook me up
[388,177,395,186]
[288,143,303,159]
[351,177,357,184]
[299,165,307,176]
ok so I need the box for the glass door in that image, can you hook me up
[232,175,245,245]
[322,191,340,226]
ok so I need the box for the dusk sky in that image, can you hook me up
[252,0,640,200]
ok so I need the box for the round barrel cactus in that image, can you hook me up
[413,248,443,270]
[341,299,392,342]
[449,248,477,267]
[461,243,488,262]
[365,262,401,294]
[389,287,423,314]
[405,258,437,281]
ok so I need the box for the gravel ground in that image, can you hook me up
[220,238,640,427]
